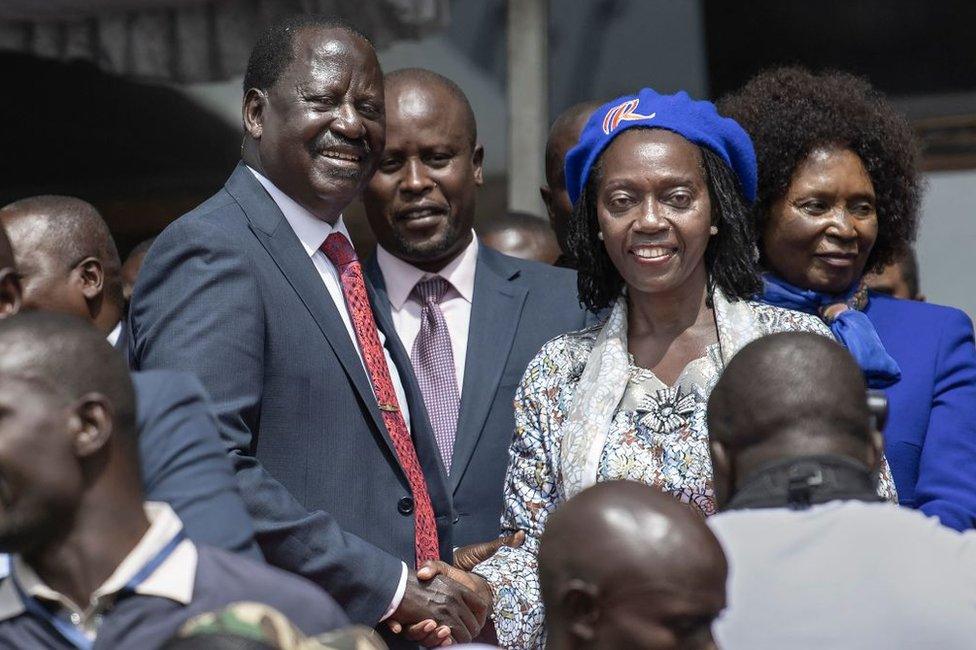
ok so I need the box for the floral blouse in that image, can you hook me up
[473,299,898,649]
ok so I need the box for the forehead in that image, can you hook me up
[283,27,380,88]
[791,147,874,192]
[599,128,703,181]
[384,82,469,143]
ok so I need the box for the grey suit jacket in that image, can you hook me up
[129,164,454,625]
[366,245,591,546]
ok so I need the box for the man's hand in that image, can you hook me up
[453,530,525,571]
[387,569,489,647]
[399,561,496,647]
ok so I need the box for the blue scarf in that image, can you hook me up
[760,274,901,388]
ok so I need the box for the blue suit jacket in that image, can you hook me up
[366,245,591,546]
[865,293,976,531]
[131,370,260,558]
[128,164,453,625]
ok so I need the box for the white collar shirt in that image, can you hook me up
[106,321,122,348]
[0,502,196,640]
[375,236,478,393]
[709,500,976,649]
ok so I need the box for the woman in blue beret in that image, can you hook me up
[451,89,896,650]
[721,67,976,532]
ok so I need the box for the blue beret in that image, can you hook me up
[564,88,757,206]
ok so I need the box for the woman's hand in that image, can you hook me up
[453,530,525,571]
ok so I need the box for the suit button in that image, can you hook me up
[397,497,414,515]
[452,516,460,524]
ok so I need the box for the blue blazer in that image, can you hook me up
[366,245,592,546]
[129,164,454,625]
[132,370,260,558]
[865,293,976,531]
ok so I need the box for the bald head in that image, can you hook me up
[0,311,135,434]
[0,196,123,333]
[540,481,727,649]
[478,211,560,264]
[708,333,883,506]
[384,68,477,149]
[541,101,602,262]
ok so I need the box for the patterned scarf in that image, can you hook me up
[760,274,901,388]
[559,288,760,499]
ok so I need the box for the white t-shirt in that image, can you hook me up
[709,500,976,649]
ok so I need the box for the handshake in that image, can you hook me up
[387,531,525,647]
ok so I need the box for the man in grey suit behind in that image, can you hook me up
[128,16,485,648]
[362,69,591,556]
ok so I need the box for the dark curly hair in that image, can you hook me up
[718,67,921,275]
[567,128,762,312]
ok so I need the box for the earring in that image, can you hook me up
[709,225,718,235]
[597,231,604,241]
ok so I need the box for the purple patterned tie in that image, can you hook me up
[410,277,460,474]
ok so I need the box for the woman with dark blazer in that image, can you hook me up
[721,67,976,531]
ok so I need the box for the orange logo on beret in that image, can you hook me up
[602,99,656,135]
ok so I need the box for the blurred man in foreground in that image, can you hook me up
[539,481,727,650]
[708,332,976,648]
[0,313,347,648]
[0,195,259,557]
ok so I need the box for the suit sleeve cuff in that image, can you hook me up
[380,562,409,622]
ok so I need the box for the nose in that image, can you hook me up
[330,102,366,140]
[401,159,433,195]
[825,207,857,242]
[633,198,671,234]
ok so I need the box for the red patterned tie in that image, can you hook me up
[320,232,440,566]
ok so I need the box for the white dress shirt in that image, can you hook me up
[709,501,976,649]
[248,167,408,619]
[107,321,122,347]
[375,235,479,393]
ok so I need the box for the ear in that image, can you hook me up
[75,258,104,301]
[709,439,732,509]
[472,144,485,187]
[0,268,22,317]
[563,579,600,643]
[71,393,114,458]
[243,88,268,140]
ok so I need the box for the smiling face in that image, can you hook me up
[595,129,713,300]
[363,77,483,270]
[763,147,878,294]
[246,27,385,221]
[0,374,81,554]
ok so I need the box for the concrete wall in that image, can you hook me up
[917,170,976,319]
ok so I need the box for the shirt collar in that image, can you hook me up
[247,165,351,256]
[106,321,122,347]
[0,502,197,622]
[376,234,479,310]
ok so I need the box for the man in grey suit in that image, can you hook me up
[362,69,590,553]
[128,17,485,648]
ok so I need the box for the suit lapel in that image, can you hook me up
[224,165,400,465]
[451,248,527,491]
